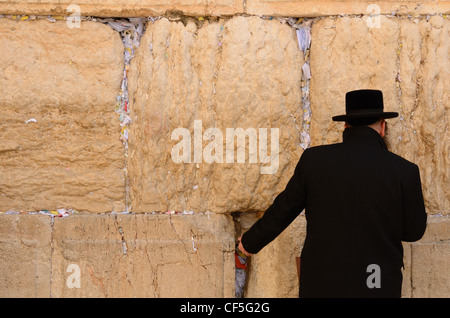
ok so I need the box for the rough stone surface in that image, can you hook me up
[2,215,446,298]
[401,217,450,297]
[127,16,304,213]
[50,213,235,297]
[1,0,449,17]
[310,15,449,215]
[407,217,450,297]
[0,0,244,17]
[245,214,305,298]
[0,215,51,297]
[410,242,449,297]
[246,0,450,17]
[0,19,126,213]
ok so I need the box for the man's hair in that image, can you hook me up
[346,117,380,126]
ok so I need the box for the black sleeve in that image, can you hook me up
[241,149,308,254]
[401,164,427,242]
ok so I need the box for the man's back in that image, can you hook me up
[241,126,427,297]
[299,126,426,297]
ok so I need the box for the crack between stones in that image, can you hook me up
[409,243,414,298]
[49,216,54,298]
[113,215,128,256]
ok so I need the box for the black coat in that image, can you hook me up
[241,126,427,298]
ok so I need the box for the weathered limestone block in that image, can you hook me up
[0,0,244,17]
[401,217,450,297]
[0,215,52,297]
[408,217,450,297]
[128,16,304,213]
[0,19,126,213]
[396,16,450,214]
[246,0,450,17]
[310,15,449,215]
[1,0,449,18]
[50,213,235,297]
[245,214,306,298]
[410,242,450,297]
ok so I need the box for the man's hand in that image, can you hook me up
[238,236,253,257]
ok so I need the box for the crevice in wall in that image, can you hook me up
[409,242,414,298]
[231,212,249,298]
[101,18,147,213]
[113,216,128,256]
[296,19,313,150]
[232,211,267,298]
[49,216,54,297]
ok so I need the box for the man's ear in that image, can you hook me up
[380,120,386,138]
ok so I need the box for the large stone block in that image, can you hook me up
[1,0,448,18]
[410,217,450,298]
[127,16,304,213]
[411,240,450,298]
[410,242,449,297]
[0,0,244,17]
[402,217,449,297]
[0,19,126,213]
[50,213,235,297]
[0,214,52,297]
[395,16,449,214]
[309,15,449,214]
[246,0,450,17]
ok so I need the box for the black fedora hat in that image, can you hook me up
[332,89,398,122]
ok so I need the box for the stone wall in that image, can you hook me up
[1,0,449,17]
[127,16,303,214]
[0,213,234,297]
[0,1,449,298]
[0,19,126,213]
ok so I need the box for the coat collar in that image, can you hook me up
[342,126,388,150]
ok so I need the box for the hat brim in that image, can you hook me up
[332,111,398,122]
